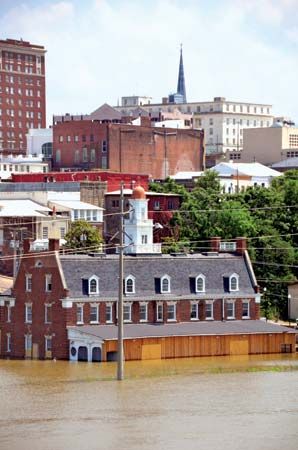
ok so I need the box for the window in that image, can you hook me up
[105,303,113,323]
[90,149,95,162]
[56,149,61,163]
[42,227,48,239]
[190,302,199,320]
[123,303,132,322]
[101,156,107,169]
[77,304,84,324]
[161,275,171,293]
[25,334,32,351]
[25,304,32,323]
[242,301,250,318]
[59,135,63,143]
[67,135,71,143]
[45,304,52,324]
[156,303,163,322]
[141,235,148,244]
[196,275,205,293]
[89,276,99,294]
[230,274,239,291]
[227,301,235,319]
[153,200,160,210]
[82,147,88,162]
[25,274,32,292]
[125,276,135,294]
[45,336,52,352]
[205,301,213,320]
[60,227,66,238]
[102,140,107,152]
[139,303,148,322]
[90,304,99,323]
[45,274,52,292]
[6,333,11,352]
[7,305,11,322]
[167,302,176,321]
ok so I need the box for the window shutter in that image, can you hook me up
[223,277,229,292]
[82,279,89,295]
[189,277,196,293]
[155,278,161,294]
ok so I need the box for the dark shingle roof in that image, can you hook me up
[60,253,256,300]
[68,320,295,340]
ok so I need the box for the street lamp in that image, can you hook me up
[288,294,291,327]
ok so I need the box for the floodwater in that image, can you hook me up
[0,355,298,450]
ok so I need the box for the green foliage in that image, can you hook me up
[159,171,298,319]
[64,220,102,252]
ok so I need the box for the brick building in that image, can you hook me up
[0,186,295,361]
[0,39,46,154]
[51,120,204,179]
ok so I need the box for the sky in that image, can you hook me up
[1,0,298,126]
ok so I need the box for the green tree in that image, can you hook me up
[64,220,102,252]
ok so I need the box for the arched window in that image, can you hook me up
[55,149,61,164]
[125,276,135,294]
[41,142,52,158]
[88,276,99,294]
[229,274,239,291]
[195,275,205,293]
[161,275,171,293]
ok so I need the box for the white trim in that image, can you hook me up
[90,303,99,324]
[139,301,148,322]
[76,303,84,324]
[156,302,163,322]
[105,302,113,323]
[161,275,171,294]
[88,275,99,295]
[25,303,32,323]
[6,333,11,352]
[166,301,176,322]
[205,300,214,320]
[61,299,73,308]
[190,301,199,320]
[25,273,32,292]
[242,299,251,319]
[44,303,52,324]
[123,302,132,323]
[226,300,236,319]
[45,273,52,292]
[125,275,135,295]
[195,274,205,293]
[229,273,239,291]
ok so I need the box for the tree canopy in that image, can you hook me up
[64,220,102,252]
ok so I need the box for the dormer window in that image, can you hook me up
[161,275,171,293]
[125,275,135,294]
[88,276,99,295]
[195,275,205,293]
[230,274,239,291]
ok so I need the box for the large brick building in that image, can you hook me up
[52,120,204,179]
[0,39,46,154]
[0,187,295,361]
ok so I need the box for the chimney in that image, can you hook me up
[210,236,221,252]
[236,237,247,255]
[23,238,32,254]
[48,238,60,252]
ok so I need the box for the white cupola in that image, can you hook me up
[124,185,161,254]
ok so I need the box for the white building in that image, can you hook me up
[47,200,103,224]
[116,96,273,157]
[0,154,48,180]
[121,96,152,107]
[26,128,53,158]
[124,185,161,254]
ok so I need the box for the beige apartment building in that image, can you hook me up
[241,124,298,166]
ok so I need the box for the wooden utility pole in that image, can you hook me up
[117,181,124,380]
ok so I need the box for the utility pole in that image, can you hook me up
[117,181,124,380]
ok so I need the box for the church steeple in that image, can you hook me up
[177,44,187,103]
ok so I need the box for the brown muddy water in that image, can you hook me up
[0,354,298,450]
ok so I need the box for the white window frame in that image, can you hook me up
[139,302,148,322]
[90,303,99,324]
[89,275,99,295]
[205,301,214,320]
[25,274,32,292]
[76,304,84,324]
[125,275,135,295]
[45,304,52,324]
[190,301,199,320]
[156,302,163,322]
[123,302,132,323]
[227,300,235,319]
[195,274,205,293]
[229,273,239,292]
[7,305,11,322]
[45,336,52,352]
[45,274,52,292]
[105,302,113,323]
[242,300,250,319]
[6,333,11,352]
[25,334,32,351]
[167,302,176,322]
[25,303,32,323]
[161,275,171,294]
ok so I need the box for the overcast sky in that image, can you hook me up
[1,0,298,126]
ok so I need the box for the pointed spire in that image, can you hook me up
[177,44,187,103]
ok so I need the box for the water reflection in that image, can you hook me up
[0,354,297,450]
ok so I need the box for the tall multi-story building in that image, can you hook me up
[0,38,46,155]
